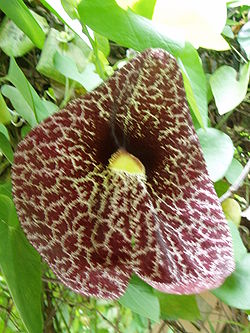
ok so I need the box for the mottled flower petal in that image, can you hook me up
[11,48,235,299]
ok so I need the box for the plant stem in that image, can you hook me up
[219,159,250,202]
[81,24,106,80]
[215,110,234,129]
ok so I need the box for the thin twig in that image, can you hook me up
[219,159,250,203]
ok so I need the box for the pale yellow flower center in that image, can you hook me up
[108,149,145,175]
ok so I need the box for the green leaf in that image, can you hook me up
[214,179,230,197]
[210,63,250,115]
[94,32,110,57]
[1,85,38,127]
[227,220,247,263]
[0,133,13,163]
[238,20,250,60]
[7,57,50,123]
[0,12,49,57]
[130,0,157,19]
[36,28,91,85]
[0,195,43,333]
[212,254,250,310]
[40,0,91,46]
[77,0,184,56]
[212,220,250,309]
[178,43,207,128]
[61,0,81,19]
[197,128,234,182]
[119,275,160,321]
[0,124,9,139]
[225,158,244,184]
[54,52,103,91]
[0,17,34,57]
[0,0,45,49]
[156,292,201,321]
[222,199,241,227]
[0,180,12,198]
[0,92,11,125]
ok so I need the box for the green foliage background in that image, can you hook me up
[0,0,249,332]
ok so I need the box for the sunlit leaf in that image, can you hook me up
[152,0,229,50]
[210,63,250,115]
[0,12,49,57]
[40,0,91,46]
[0,0,45,48]
[222,199,241,227]
[116,0,157,19]
[77,0,184,55]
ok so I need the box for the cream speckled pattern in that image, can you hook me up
[11,49,235,299]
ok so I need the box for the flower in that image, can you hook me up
[12,48,235,299]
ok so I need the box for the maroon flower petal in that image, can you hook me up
[11,48,235,299]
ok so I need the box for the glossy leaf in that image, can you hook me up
[119,275,160,321]
[0,195,43,333]
[77,0,184,55]
[0,92,11,125]
[197,128,234,182]
[130,0,157,19]
[54,52,103,91]
[225,158,244,184]
[0,133,13,163]
[210,63,250,115]
[0,0,45,48]
[156,292,201,321]
[1,85,38,127]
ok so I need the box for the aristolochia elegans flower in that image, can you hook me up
[12,49,235,299]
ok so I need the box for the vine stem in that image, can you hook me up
[215,110,234,129]
[81,24,106,80]
[219,159,250,203]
